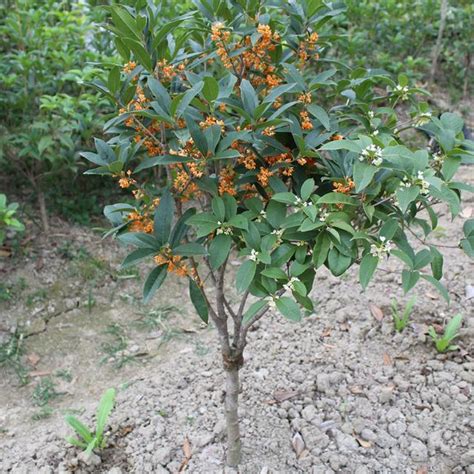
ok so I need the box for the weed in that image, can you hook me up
[391,296,416,332]
[133,305,177,331]
[428,314,463,353]
[0,278,27,303]
[32,377,61,406]
[55,369,73,382]
[0,331,29,384]
[26,288,48,307]
[32,407,54,421]
[65,388,116,454]
[100,323,135,369]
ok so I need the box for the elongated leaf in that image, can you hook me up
[65,416,93,443]
[242,299,267,324]
[118,232,159,249]
[359,254,378,289]
[275,297,301,321]
[189,279,209,323]
[122,248,157,268]
[173,243,207,256]
[401,269,420,293]
[307,104,330,130]
[209,234,232,269]
[143,265,167,303]
[236,259,256,293]
[96,388,116,440]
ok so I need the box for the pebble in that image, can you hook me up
[410,439,428,462]
[388,421,407,438]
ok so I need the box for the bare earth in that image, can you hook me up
[0,167,473,473]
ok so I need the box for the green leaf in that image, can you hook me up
[118,232,159,249]
[320,140,362,152]
[396,186,420,213]
[212,196,226,221]
[174,81,204,118]
[154,189,174,244]
[173,243,208,256]
[189,279,209,324]
[240,79,259,116]
[184,114,208,156]
[430,246,443,280]
[300,179,315,201]
[107,67,121,94]
[202,76,219,102]
[272,192,296,204]
[307,104,330,130]
[236,259,257,293]
[327,247,352,276]
[353,161,378,192]
[413,249,432,270]
[122,38,152,72]
[275,297,301,322]
[96,388,116,440]
[317,193,358,206]
[209,234,232,269]
[401,269,420,293]
[359,254,378,289]
[261,267,287,279]
[135,154,193,171]
[312,232,330,268]
[444,314,462,340]
[65,416,93,443]
[228,215,248,230]
[143,265,167,303]
[121,248,157,268]
[380,218,399,240]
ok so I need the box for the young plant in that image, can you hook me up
[428,314,463,353]
[83,0,473,467]
[391,295,416,332]
[0,194,24,246]
[65,387,116,455]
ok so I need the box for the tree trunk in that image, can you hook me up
[430,0,448,82]
[224,366,241,467]
[38,190,50,234]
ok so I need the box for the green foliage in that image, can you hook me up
[0,331,29,384]
[0,0,111,226]
[338,0,473,96]
[391,295,416,332]
[428,314,463,353]
[65,387,116,455]
[86,0,472,326]
[0,194,24,246]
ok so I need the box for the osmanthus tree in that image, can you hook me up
[83,0,474,466]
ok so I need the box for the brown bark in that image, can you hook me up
[430,0,448,82]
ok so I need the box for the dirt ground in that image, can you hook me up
[0,167,473,473]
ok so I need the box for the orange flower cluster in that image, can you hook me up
[331,133,344,141]
[154,252,190,277]
[300,111,313,130]
[219,166,237,196]
[123,61,137,74]
[117,170,136,189]
[127,211,153,233]
[238,152,257,170]
[298,31,319,66]
[156,59,185,82]
[211,22,233,69]
[333,178,355,194]
[257,167,274,187]
[262,125,276,137]
[200,116,225,131]
[298,92,312,104]
[265,152,295,177]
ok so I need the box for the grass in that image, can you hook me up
[32,377,61,407]
[100,323,136,369]
[0,331,29,384]
[0,278,27,303]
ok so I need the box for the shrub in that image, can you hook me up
[84,0,473,466]
[0,0,111,231]
[0,194,24,246]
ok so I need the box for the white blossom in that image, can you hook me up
[249,249,259,261]
[283,277,300,292]
[360,144,383,166]
[370,237,394,258]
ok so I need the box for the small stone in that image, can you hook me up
[78,451,101,466]
[153,447,172,465]
[410,439,428,462]
[107,468,123,474]
[379,387,393,403]
[335,431,358,451]
[461,450,474,466]
[302,405,317,422]
[388,421,406,438]
[407,423,427,441]
[360,429,377,442]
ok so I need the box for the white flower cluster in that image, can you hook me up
[318,208,329,222]
[271,228,284,245]
[249,249,259,261]
[370,236,394,258]
[359,144,383,166]
[294,197,310,207]
[283,277,300,292]
[255,209,267,222]
[394,84,409,100]
[400,171,430,195]
[432,152,445,167]
[216,222,233,235]
[266,295,279,310]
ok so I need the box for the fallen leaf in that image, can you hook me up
[117,425,134,437]
[425,292,439,300]
[292,432,305,458]
[183,436,192,459]
[355,435,372,448]
[29,370,51,377]
[27,353,40,366]
[0,248,11,258]
[460,206,472,218]
[273,389,299,403]
[383,352,392,366]
[349,385,364,394]
[369,304,384,321]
